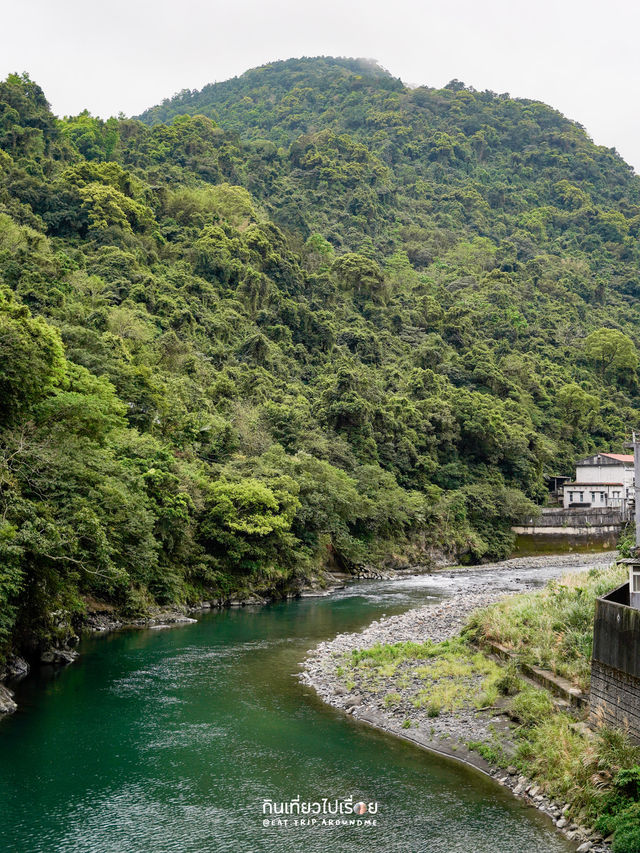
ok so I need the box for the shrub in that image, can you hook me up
[495,662,524,696]
[383,692,402,708]
[614,766,640,800]
[612,803,640,853]
[466,564,627,690]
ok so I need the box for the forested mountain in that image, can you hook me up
[1,57,640,660]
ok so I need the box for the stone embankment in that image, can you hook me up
[300,551,617,852]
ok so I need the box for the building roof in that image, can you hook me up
[601,453,634,463]
[565,482,623,487]
[576,453,634,466]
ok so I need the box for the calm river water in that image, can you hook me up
[0,567,580,853]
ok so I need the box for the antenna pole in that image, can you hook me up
[634,431,640,551]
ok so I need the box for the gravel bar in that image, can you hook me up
[300,551,618,852]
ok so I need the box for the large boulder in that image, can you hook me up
[0,684,17,714]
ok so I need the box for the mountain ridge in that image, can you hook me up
[0,57,639,661]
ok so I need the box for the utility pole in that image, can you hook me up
[624,431,640,551]
[630,433,640,606]
[635,431,640,551]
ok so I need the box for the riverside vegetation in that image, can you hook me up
[2,56,640,665]
[327,563,640,852]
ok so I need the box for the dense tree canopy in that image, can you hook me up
[2,57,640,659]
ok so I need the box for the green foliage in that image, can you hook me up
[618,523,636,557]
[201,477,300,576]
[0,285,65,423]
[510,687,555,726]
[332,253,387,302]
[3,57,640,657]
[494,662,524,696]
[584,328,638,381]
[611,803,640,853]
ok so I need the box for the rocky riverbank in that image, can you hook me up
[300,551,618,852]
[0,566,358,715]
[0,609,202,714]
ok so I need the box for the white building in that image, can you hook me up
[563,453,634,511]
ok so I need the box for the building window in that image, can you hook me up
[591,492,596,502]
[579,492,584,502]
[633,572,640,593]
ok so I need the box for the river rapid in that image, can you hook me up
[0,553,612,853]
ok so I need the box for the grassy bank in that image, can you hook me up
[466,563,640,851]
[334,563,640,852]
[466,563,628,690]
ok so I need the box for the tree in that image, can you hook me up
[556,384,599,436]
[332,253,387,302]
[200,478,299,575]
[584,328,638,379]
[5,58,640,659]
[0,289,65,424]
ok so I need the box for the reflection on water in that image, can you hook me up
[0,566,581,853]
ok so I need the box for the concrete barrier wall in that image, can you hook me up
[590,661,640,741]
[589,585,640,742]
[592,588,640,679]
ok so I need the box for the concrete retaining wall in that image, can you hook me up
[486,641,587,708]
[513,507,627,537]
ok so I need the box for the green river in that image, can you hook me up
[0,568,577,853]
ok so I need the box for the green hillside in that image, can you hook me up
[1,58,639,659]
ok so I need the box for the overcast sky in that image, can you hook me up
[2,0,640,170]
